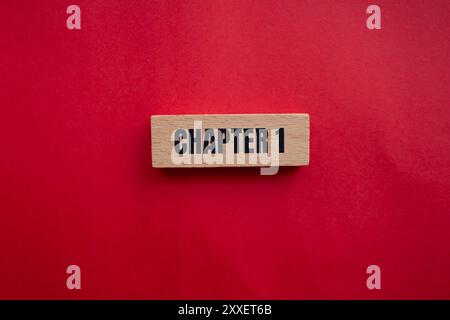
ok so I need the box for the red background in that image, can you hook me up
[1,1,450,299]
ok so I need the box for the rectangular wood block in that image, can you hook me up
[151,113,309,168]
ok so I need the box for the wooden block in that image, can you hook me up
[151,113,309,168]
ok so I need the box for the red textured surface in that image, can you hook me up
[1,1,450,299]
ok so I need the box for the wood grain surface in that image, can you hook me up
[151,114,309,168]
